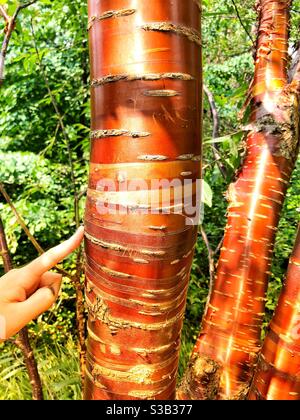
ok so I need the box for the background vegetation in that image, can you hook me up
[0,0,299,399]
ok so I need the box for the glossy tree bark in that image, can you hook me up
[84,0,202,400]
[178,0,300,400]
[249,225,300,400]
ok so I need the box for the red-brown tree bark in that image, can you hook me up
[249,225,300,400]
[84,0,202,400]
[178,0,300,400]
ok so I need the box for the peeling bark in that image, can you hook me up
[178,0,300,400]
[249,225,300,400]
[84,0,202,400]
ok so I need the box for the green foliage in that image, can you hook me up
[0,0,89,345]
[0,340,81,400]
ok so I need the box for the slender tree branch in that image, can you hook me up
[0,1,38,83]
[0,182,71,278]
[204,84,228,179]
[0,0,86,396]
[30,20,80,228]
[0,6,10,23]
[77,188,87,201]
[214,235,224,256]
[30,21,86,380]
[0,2,86,388]
[0,217,43,400]
[231,0,254,44]
[200,226,215,284]
[73,248,86,386]
[1,182,86,377]
[199,226,224,301]
[204,85,220,139]
[0,182,43,255]
[0,218,13,272]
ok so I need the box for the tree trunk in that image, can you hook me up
[178,0,300,400]
[248,224,300,400]
[84,0,202,400]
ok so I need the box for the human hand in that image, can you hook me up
[0,226,84,340]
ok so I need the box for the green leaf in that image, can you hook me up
[202,180,213,208]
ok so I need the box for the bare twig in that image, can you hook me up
[30,21,80,227]
[200,226,215,284]
[73,248,86,386]
[214,235,224,256]
[204,84,228,179]
[231,0,254,44]
[0,182,43,255]
[0,182,86,378]
[199,227,224,289]
[204,85,220,139]
[0,6,10,23]
[0,217,43,400]
[30,20,86,380]
[0,182,71,278]
[0,3,86,388]
[0,1,38,83]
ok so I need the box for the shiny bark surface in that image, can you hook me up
[249,226,300,400]
[84,0,202,400]
[178,0,299,400]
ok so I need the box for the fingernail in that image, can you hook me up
[47,286,56,297]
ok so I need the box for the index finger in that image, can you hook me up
[24,226,84,277]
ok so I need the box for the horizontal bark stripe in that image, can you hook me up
[86,0,202,400]
[86,278,188,313]
[91,72,195,87]
[86,294,187,331]
[86,183,197,207]
[88,8,137,30]
[84,369,177,400]
[249,226,300,399]
[86,260,191,294]
[84,219,197,250]
[88,161,200,187]
[140,22,201,47]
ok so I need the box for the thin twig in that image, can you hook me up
[0,182,71,278]
[200,226,215,284]
[204,85,220,139]
[214,235,224,256]
[30,20,80,228]
[204,84,228,179]
[0,217,43,400]
[199,227,224,291]
[0,6,10,23]
[1,182,86,377]
[231,0,254,44]
[0,1,38,83]
[30,21,86,380]
[0,182,43,254]
[73,248,86,386]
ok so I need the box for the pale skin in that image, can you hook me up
[0,226,84,340]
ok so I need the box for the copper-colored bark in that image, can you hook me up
[178,0,300,400]
[249,225,300,400]
[84,0,202,400]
